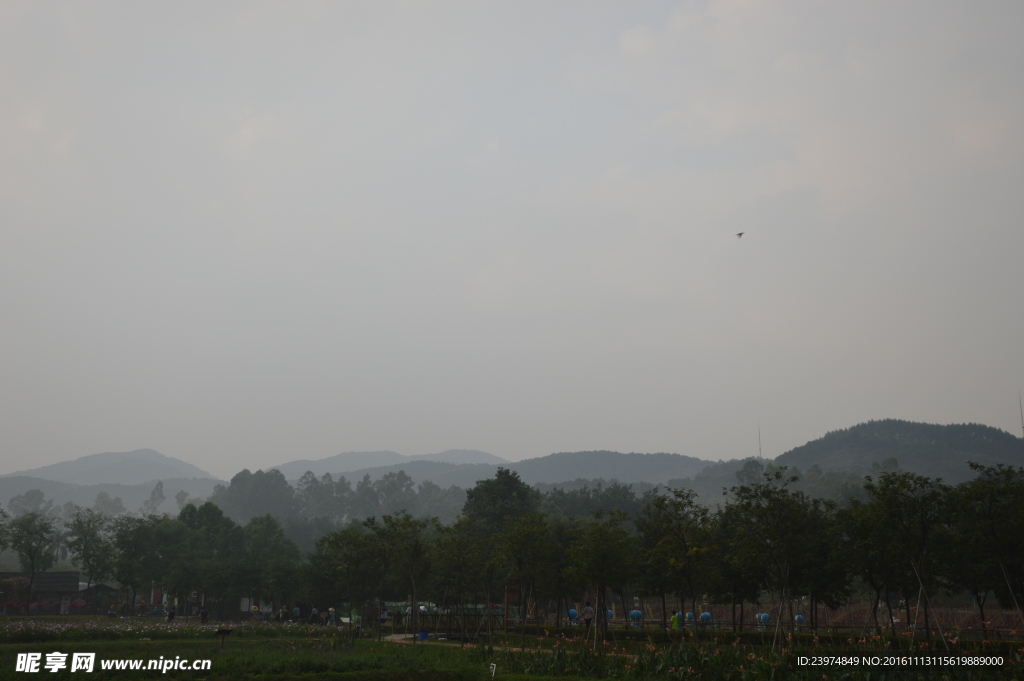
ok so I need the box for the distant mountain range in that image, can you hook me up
[0,449,215,485]
[323,450,712,489]
[774,419,1024,483]
[270,449,507,480]
[2,420,1019,517]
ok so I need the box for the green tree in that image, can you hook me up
[636,488,710,623]
[569,511,635,645]
[0,508,9,553]
[864,472,952,646]
[316,523,378,619]
[495,512,552,650]
[110,515,159,615]
[8,489,52,517]
[362,513,406,639]
[9,512,57,599]
[242,514,302,607]
[428,516,485,646]
[727,468,820,638]
[389,512,432,640]
[953,463,1024,627]
[93,492,126,516]
[837,498,904,633]
[66,508,113,612]
[705,506,765,632]
[208,469,298,524]
[463,468,539,531]
[141,481,166,515]
[177,502,245,621]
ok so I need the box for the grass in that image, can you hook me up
[0,618,1021,680]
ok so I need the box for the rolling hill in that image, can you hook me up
[773,419,1024,483]
[337,450,712,489]
[0,449,215,485]
[271,449,506,480]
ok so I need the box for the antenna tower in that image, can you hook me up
[1019,391,1024,439]
[758,424,762,459]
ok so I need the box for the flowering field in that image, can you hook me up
[1,619,1022,679]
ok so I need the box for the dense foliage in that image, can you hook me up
[2,463,1023,652]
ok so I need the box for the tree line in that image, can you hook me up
[0,463,1022,647]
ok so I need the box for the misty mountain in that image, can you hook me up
[0,449,215,485]
[406,449,508,465]
[342,462,500,489]
[271,451,405,480]
[337,450,712,489]
[272,449,506,480]
[512,450,709,484]
[773,419,1024,484]
[0,476,222,516]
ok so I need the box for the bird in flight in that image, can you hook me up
[735,232,744,238]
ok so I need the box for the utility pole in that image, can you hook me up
[1019,391,1024,439]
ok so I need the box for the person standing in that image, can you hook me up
[582,601,595,632]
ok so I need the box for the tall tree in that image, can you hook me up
[110,515,158,615]
[389,512,432,640]
[463,468,539,531]
[636,488,710,622]
[316,523,378,619]
[954,463,1024,626]
[93,492,126,516]
[10,513,57,600]
[727,468,819,638]
[495,512,551,650]
[66,508,113,611]
[864,472,952,646]
[8,489,52,517]
[242,514,302,606]
[428,516,486,645]
[0,508,9,554]
[569,511,635,645]
[141,481,166,515]
[362,513,405,639]
[208,469,298,524]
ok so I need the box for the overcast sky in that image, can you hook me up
[2,1,1023,480]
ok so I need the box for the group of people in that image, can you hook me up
[270,605,336,625]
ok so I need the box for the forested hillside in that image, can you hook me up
[774,419,1024,483]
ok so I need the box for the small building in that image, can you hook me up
[1,571,81,615]
[78,583,120,614]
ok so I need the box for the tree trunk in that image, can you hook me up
[883,584,895,637]
[977,591,988,641]
[871,588,882,633]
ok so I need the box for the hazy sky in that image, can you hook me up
[2,2,1023,480]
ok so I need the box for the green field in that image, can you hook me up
[0,618,1022,680]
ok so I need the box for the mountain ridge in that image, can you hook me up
[0,449,215,485]
[270,449,507,480]
[773,418,1024,483]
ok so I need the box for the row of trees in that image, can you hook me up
[307,464,1024,646]
[2,463,1022,645]
[0,501,302,618]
